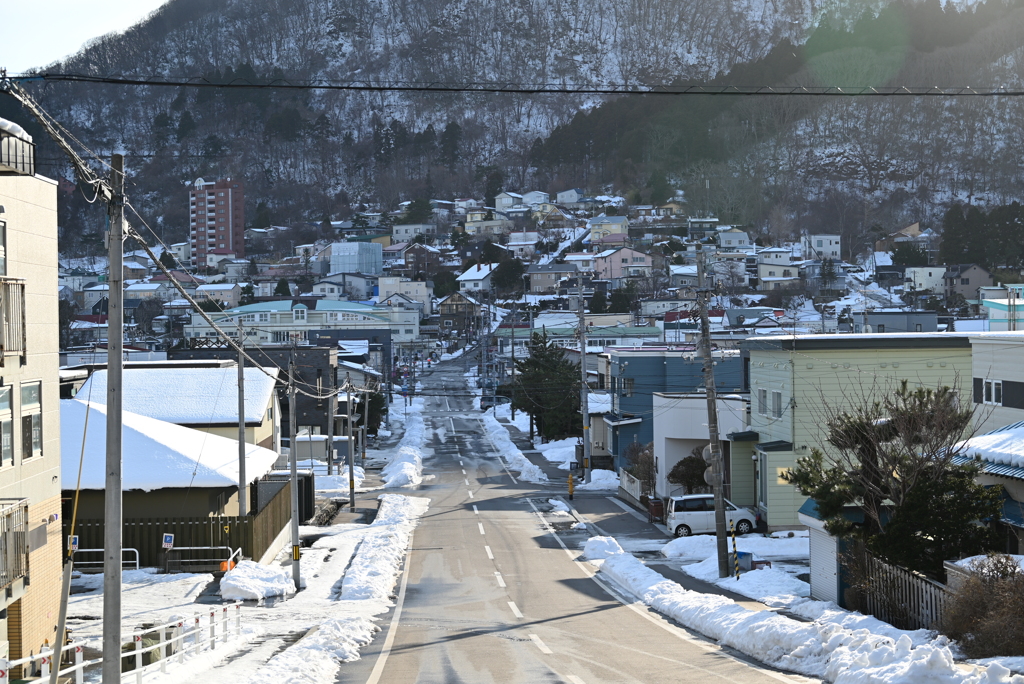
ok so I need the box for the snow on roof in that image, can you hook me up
[959,422,1024,469]
[337,340,370,356]
[588,393,612,414]
[77,367,279,425]
[61,399,279,491]
[197,283,238,291]
[125,283,162,290]
[123,261,149,270]
[457,263,498,281]
[594,249,619,258]
[339,359,382,376]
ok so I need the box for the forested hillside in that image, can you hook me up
[7,0,1024,259]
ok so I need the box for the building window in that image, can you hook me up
[984,380,1003,405]
[623,377,634,397]
[961,278,969,285]
[404,329,413,334]
[258,312,269,323]
[293,308,307,322]
[771,390,783,418]
[20,382,41,461]
[915,323,922,332]
[877,324,885,333]
[758,388,767,415]
[0,387,11,467]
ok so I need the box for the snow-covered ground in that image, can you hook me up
[67,494,430,684]
[481,408,547,483]
[380,395,428,487]
[590,539,1021,683]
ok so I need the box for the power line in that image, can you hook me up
[14,72,1024,97]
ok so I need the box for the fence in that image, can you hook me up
[619,468,643,503]
[66,480,291,568]
[862,553,950,630]
[0,603,244,683]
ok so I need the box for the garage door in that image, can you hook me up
[808,527,839,604]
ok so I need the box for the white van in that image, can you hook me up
[666,494,756,538]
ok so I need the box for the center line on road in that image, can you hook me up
[566,676,586,684]
[484,545,494,559]
[508,601,523,618]
[465,478,470,485]
[529,634,553,654]
[478,522,486,535]
[472,505,479,514]
[462,469,466,474]
[494,572,506,588]
[459,459,463,466]
[467,490,474,498]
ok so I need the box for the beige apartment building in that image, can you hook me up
[0,122,63,666]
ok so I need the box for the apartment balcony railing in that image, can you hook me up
[0,130,35,177]
[0,499,28,590]
[0,279,25,363]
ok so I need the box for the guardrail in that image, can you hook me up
[0,603,244,683]
[165,546,241,572]
[73,548,140,571]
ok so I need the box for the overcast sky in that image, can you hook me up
[1,0,168,74]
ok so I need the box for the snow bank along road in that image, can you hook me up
[339,359,811,684]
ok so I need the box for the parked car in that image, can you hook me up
[666,494,755,537]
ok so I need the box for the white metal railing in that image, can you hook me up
[0,603,244,683]
[619,468,642,501]
[166,546,241,570]
[73,548,140,571]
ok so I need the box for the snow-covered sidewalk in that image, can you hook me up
[586,537,1022,683]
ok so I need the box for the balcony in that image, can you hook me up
[0,126,35,177]
[0,279,26,362]
[0,499,28,590]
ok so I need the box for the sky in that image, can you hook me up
[1,0,168,74]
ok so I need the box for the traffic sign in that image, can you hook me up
[162,533,174,549]
[68,535,79,552]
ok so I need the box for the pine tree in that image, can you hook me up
[510,333,580,440]
[274,278,292,296]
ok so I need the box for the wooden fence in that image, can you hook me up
[862,553,950,630]
[66,480,291,569]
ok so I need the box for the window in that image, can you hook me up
[444,320,453,327]
[768,271,776,277]
[0,388,10,467]
[984,380,1003,405]
[404,329,414,334]
[961,278,969,285]
[915,323,922,332]
[20,382,41,461]
[293,308,307,322]
[877,324,885,333]
[258,312,269,323]
[622,258,628,264]
[783,269,791,277]
[0,220,6,276]
[623,377,634,397]
[816,239,823,247]
[771,390,783,418]
[757,388,767,415]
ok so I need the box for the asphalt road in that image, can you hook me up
[339,357,816,684]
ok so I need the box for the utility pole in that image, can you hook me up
[347,374,356,512]
[326,367,335,477]
[578,278,591,484]
[237,320,247,516]
[510,300,516,420]
[696,250,730,579]
[102,154,125,684]
[288,356,301,591]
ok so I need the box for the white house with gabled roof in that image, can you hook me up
[457,263,498,293]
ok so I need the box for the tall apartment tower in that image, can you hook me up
[189,177,245,269]
[0,117,63,670]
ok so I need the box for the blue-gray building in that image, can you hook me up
[597,346,744,469]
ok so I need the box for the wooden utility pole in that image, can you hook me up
[697,250,730,579]
[102,154,125,684]
[347,374,356,512]
[288,357,301,590]
[237,320,247,516]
